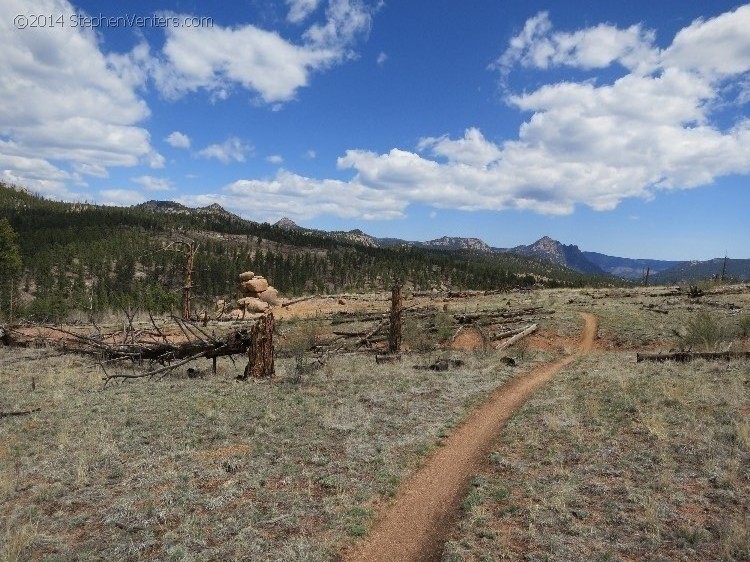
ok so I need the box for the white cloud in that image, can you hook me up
[417,128,502,168]
[0,0,158,197]
[99,189,146,206]
[287,0,321,24]
[132,175,175,192]
[184,7,750,222]
[151,1,375,104]
[198,137,253,163]
[377,52,388,66]
[662,5,750,78]
[493,11,658,78]
[305,149,317,159]
[180,169,405,222]
[165,131,191,149]
[266,154,284,165]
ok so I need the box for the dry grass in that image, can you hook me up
[444,287,750,562]
[0,340,515,560]
[3,286,749,561]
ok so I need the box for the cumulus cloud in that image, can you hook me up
[197,137,253,163]
[132,175,175,192]
[493,11,658,78]
[377,52,388,66]
[287,0,321,24]
[165,131,191,149]
[99,189,146,206]
[151,0,376,104]
[266,155,284,165]
[0,0,158,197]
[197,6,750,221]
[180,169,405,222]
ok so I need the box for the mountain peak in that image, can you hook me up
[512,236,604,275]
[135,200,189,213]
[274,217,301,230]
[423,236,492,252]
[200,203,227,213]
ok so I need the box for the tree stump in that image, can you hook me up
[389,283,402,354]
[240,312,275,379]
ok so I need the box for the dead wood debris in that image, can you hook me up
[636,351,750,363]
[0,407,41,419]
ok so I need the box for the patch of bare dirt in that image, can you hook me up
[346,313,598,562]
[449,326,486,351]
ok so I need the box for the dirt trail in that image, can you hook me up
[348,312,598,562]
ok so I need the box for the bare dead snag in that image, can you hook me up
[163,238,199,321]
[240,312,275,380]
[389,283,402,354]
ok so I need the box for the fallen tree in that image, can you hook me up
[636,351,750,363]
[494,324,538,351]
[2,318,255,384]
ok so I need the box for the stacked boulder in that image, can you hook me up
[237,271,279,315]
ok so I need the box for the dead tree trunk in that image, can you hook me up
[182,241,197,320]
[643,267,650,287]
[241,312,275,379]
[389,283,402,354]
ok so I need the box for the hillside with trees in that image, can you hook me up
[0,182,614,321]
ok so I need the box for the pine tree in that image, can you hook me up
[0,218,22,320]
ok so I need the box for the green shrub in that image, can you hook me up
[678,311,734,351]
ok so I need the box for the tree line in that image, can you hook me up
[0,182,607,322]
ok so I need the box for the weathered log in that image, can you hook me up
[332,330,370,337]
[494,324,538,351]
[281,295,317,308]
[0,407,41,419]
[490,325,532,341]
[636,351,750,363]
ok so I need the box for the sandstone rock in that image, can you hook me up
[257,287,279,305]
[242,278,269,293]
[238,297,268,313]
[238,271,255,281]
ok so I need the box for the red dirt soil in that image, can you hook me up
[346,312,598,562]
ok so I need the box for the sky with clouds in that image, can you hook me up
[1,0,749,259]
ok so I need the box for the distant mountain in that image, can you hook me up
[274,217,301,230]
[135,200,190,213]
[651,258,750,284]
[329,229,379,248]
[135,200,245,224]
[508,236,606,275]
[422,236,493,252]
[582,252,683,280]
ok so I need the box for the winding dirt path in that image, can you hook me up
[347,312,598,562]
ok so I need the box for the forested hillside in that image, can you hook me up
[0,183,613,321]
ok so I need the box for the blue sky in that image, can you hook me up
[1,1,749,259]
